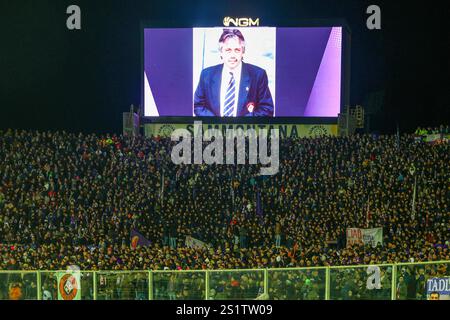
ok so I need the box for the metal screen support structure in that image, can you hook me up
[325,267,331,300]
[93,271,98,300]
[148,271,153,300]
[36,271,42,300]
[205,271,210,300]
[391,265,397,300]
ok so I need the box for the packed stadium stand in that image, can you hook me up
[0,127,448,300]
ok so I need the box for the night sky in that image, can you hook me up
[0,0,448,134]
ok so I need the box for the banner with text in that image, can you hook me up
[347,227,383,248]
[362,228,383,248]
[346,228,363,246]
[144,123,338,139]
[426,277,450,300]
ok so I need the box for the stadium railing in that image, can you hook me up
[0,260,448,300]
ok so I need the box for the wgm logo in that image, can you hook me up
[158,124,176,137]
[309,125,328,137]
[223,17,260,27]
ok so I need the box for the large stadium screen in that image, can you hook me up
[143,27,342,117]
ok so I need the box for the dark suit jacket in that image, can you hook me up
[194,62,274,117]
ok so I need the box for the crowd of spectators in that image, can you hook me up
[0,128,448,299]
[414,125,449,136]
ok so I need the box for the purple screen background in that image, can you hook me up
[144,27,341,117]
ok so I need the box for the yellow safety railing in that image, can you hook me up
[0,260,448,300]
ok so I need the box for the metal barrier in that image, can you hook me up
[0,260,448,300]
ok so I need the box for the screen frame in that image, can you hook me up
[140,18,351,123]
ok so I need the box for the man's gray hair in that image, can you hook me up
[218,28,245,53]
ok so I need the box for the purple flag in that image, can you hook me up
[130,229,151,249]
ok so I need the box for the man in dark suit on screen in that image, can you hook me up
[194,29,274,117]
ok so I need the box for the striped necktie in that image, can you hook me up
[223,72,235,117]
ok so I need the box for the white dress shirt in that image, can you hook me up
[220,63,242,117]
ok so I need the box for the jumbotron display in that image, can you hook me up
[143,27,342,117]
